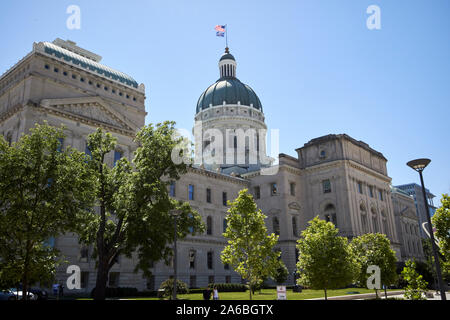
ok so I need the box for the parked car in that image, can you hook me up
[0,289,17,301]
[28,288,48,300]
[9,288,37,300]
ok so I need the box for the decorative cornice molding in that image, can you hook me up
[187,166,250,186]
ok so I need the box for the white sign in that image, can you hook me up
[277,286,287,300]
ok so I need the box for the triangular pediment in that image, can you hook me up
[39,96,137,135]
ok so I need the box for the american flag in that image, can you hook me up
[215,25,226,32]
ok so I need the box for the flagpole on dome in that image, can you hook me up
[225,24,228,49]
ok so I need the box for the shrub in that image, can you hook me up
[401,260,428,300]
[207,283,247,292]
[90,287,138,298]
[159,279,189,298]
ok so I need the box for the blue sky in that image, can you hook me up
[1,0,449,203]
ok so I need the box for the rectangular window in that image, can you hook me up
[108,272,120,288]
[113,150,122,166]
[80,272,89,289]
[57,138,64,153]
[357,182,363,194]
[206,188,211,203]
[208,275,215,285]
[225,276,231,283]
[207,251,213,270]
[188,185,194,200]
[222,192,227,206]
[290,182,296,196]
[146,276,155,291]
[169,182,176,197]
[85,141,92,159]
[189,276,196,288]
[379,190,384,201]
[271,183,277,196]
[254,186,261,199]
[322,180,331,193]
[79,247,89,263]
[189,250,196,269]
[224,263,230,270]
[368,186,374,198]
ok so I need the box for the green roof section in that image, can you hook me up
[196,77,262,113]
[220,52,235,61]
[42,42,139,89]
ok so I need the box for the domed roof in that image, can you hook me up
[196,78,262,113]
[196,48,263,113]
[220,52,235,61]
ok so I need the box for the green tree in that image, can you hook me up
[78,122,204,300]
[401,260,428,300]
[432,194,450,276]
[0,123,96,299]
[350,233,398,298]
[221,189,281,300]
[271,261,289,285]
[296,216,358,300]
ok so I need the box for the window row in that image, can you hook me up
[356,181,384,201]
[253,182,296,199]
[271,216,300,237]
[169,182,229,206]
[44,63,138,101]
[188,250,229,271]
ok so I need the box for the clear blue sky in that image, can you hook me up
[1,0,449,203]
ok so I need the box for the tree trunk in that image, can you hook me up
[384,286,387,299]
[22,241,31,301]
[324,288,327,300]
[93,260,109,300]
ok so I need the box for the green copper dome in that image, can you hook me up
[196,78,262,113]
[219,52,235,61]
[196,48,262,113]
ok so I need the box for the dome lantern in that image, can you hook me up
[219,47,236,78]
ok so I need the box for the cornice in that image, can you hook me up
[187,166,250,186]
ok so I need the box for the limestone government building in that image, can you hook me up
[0,39,425,293]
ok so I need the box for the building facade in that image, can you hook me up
[395,183,437,239]
[0,39,420,293]
[391,187,425,262]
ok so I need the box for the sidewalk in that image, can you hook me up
[307,290,404,300]
[308,290,450,300]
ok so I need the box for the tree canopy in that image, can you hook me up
[221,189,281,300]
[432,194,450,276]
[350,233,397,297]
[296,216,358,300]
[0,123,96,297]
[78,122,204,300]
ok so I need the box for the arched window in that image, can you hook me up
[273,217,280,235]
[371,207,378,233]
[360,203,368,233]
[324,204,337,225]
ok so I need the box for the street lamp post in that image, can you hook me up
[407,158,446,300]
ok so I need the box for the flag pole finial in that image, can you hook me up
[225,47,229,53]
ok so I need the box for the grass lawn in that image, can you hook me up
[115,288,399,300]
